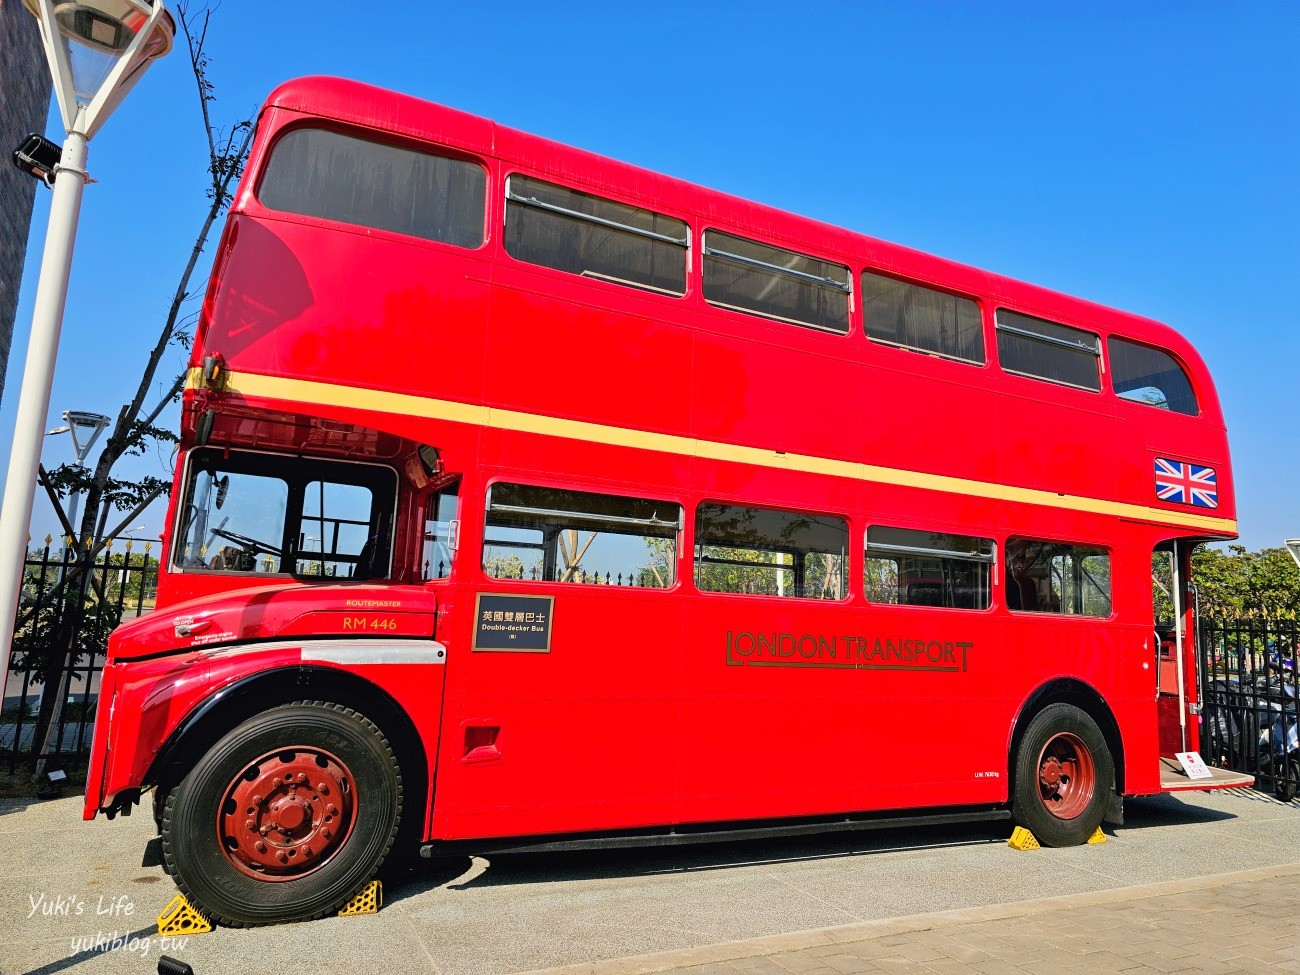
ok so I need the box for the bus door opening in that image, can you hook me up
[1152,542,1197,758]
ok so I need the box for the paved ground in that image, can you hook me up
[1,788,1297,975]
[528,863,1300,975]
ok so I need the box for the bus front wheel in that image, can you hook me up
[1011,703,1113,847]
[161,701,402,927]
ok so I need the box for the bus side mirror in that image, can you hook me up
[418,445,441,477]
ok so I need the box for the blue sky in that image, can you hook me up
[2,1,1296,550]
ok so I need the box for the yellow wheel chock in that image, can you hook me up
[1087,826,1107,844]
[338,879,383,917]
[157,893,213,935]
[1008,826,1041,850]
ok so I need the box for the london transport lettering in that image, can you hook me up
[726,630,972,672]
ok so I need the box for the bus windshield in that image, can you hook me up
[175,449,397,580]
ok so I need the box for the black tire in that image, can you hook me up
[162,701,402,927]
[1011,703,1113,847]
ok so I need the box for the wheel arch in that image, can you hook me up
[1008,678,1125,797]
[148,665,428,827]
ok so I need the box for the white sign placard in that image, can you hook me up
[1176,751,1213,780]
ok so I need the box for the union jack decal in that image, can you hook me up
[1154,458,1218,508]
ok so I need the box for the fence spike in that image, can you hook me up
[44,534,52,545]
[64,535,74,548]
[84,535,93,550]
[124,540,133,551]
[144,541,153,552]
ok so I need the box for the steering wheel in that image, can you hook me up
[211,527,282,559]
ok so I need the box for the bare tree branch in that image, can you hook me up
[55,1,254,552]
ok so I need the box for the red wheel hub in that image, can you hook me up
[1036,731,1097,820]
[218,747,357,881]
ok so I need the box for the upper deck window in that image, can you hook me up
[995,310,1101,391]
[259,128,486,249]
[861,270,984,364]
[703,231,850,334]
[505,175,688,295]
[1108,337,1198,415]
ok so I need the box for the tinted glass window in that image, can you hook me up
[298,481,374,578]
[861,271,985,364]
[703,231,850,334]
[423,484,460,580]
[177,468,288,573]
[1109,337,1198,415]
[484,483,680,587]
[505,175,688,295]
[695,503,847,599]
[865,526,994,609]
[260,128,486,248]
[996,310,1101,391]
[1006,538,1111,617]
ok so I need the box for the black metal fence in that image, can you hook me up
[1198,618,1299,801]
[2,537,159,772]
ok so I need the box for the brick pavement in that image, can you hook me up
[523,862,1300,975]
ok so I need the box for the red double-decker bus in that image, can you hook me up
[83,76,1248,926]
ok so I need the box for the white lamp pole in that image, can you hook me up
[0,0,172,716]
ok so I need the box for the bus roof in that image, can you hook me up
[261,74,1210,378]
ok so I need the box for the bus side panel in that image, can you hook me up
[432,585,684,839]
[430,454,689,841]
[485,268,695,439]
[199,213,493,411]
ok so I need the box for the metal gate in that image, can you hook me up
[1198,618,1300,802]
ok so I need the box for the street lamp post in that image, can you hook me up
[0,0,171,718]
[1287,540,1300,571]
[59,410,111,542]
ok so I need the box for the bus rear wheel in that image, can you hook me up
[1012,703,1112,847]
[161,701,402,927]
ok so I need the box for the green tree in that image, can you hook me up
[1193,544,1300,619]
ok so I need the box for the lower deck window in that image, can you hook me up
[865,527,993,609]
[423,483,460,580]
[695,503,847,599]
[483,483,680,587]
[175,449,396,580]
[1006,538,1111,616]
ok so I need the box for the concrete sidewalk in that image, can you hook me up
[3,788,1298,975]
[523,862,1300,975]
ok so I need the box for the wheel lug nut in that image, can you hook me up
[321,828,331,840]
[276,851,288,863]
[297,773,309,784]
[317,782,329,794]
[252,795,263,804]
[245,819,255,830]
[327,804,338,816]
[255,841,266,853]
